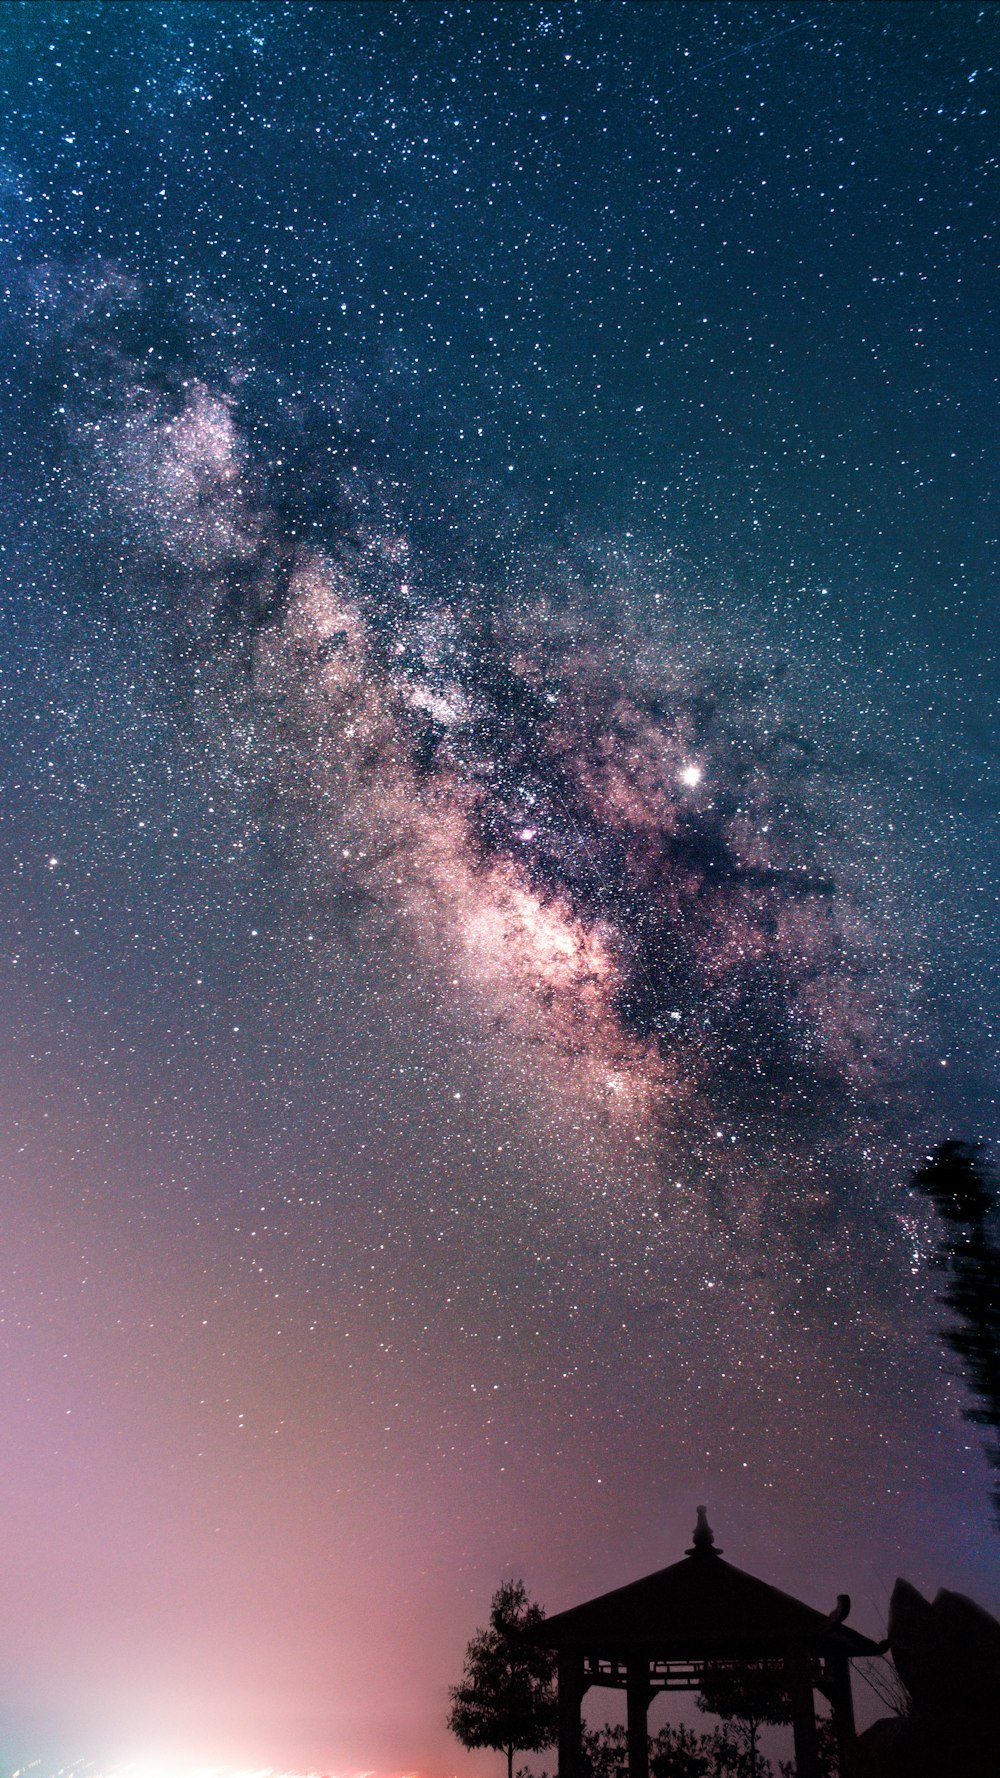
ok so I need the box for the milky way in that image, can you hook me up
[15,256,947,1250]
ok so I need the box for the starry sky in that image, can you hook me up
[0,2,998,1773]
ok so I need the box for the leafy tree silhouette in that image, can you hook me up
[696,1663,792,1778]
[448,1579,558,1778]
[537,1714,840,1778]
[913,1140,1000,1528]
[650,1721,721,1778]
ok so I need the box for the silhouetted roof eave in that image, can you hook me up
[529,1551,881,1660]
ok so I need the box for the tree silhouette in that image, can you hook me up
[581,1721,629,1778]
[650,1721,718,1777]
[575,1714,840,1778]
[913,1140,1000,1528]
[448,1579,558,1778]
[696,1662,792,1778]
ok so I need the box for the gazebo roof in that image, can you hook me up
[531,1509,881,1663]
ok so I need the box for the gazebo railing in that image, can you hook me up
[582,1655,719,1691]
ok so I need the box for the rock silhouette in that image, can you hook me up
[854,1577,1000,1777]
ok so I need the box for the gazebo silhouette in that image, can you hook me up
[529,1509,880,1778]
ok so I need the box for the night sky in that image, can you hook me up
[0,2,998,1773]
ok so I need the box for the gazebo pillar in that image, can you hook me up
[626,1656,652,1778]
[785,1648,820,1778]
[823,1649,857,1775]
[556,1645,586,1778]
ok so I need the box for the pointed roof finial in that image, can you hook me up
[688,1504,722,1557]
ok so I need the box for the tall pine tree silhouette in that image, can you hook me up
[913,1140,1000,1528]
